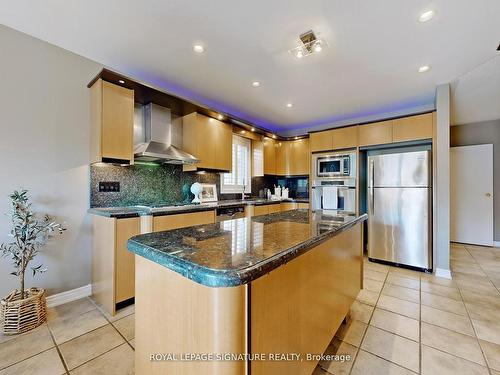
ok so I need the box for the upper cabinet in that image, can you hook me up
[182,113,232,172]
[275,141,291,176]
[289,139,310,175]
[357,120,393,147]
[263,137,276,175]
[392,113,433,142]
[310,126,357,152]
[90,79,134,164]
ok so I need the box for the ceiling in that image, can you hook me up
[0,0,499,135]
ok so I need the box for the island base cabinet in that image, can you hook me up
[250,223,362,375]
[135,256,248,375]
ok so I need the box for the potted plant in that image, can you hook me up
[0,190,64,335]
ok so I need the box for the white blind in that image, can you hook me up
[221,135,251,193]
[252,141,264,177]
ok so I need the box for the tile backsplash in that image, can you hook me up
[90,163,308,208]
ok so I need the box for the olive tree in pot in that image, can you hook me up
[0,190,65,335]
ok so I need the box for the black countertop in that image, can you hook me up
[127,209,367,287]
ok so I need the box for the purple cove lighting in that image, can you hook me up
[114,66,435,135]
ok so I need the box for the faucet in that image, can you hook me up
[241,183,246,201]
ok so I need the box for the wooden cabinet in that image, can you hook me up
[251,204,281,216]
[90,79,134,164]
[393,113,433,142]
[310,130,334,152]
[153,210,215,231]
[263,137,276,175]
[280,202,297,211]
[275,141,291,176]
[91,216,140,315]
[298,202,309,209]
[358,120,393,147]
[332,127,358,150]
[289,139,310,175]
[182,113,232,171]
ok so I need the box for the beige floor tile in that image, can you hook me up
[319,338,357,375]
[59,324,124,370]
[466,303,500,322]
[376,295,419,320]
[356,289,379,306]
[461,290,500,310]
[381,284,419,303]
[453,271,492,284]
[420,281,461,300]
[421,273,456,287]
[364,261,389,274]
[128,338,135,349]
[335,320,367,347]
[421,291,467,315]
[492,370,500,375]
[0,348,65,375]
[48,308,108,344]
[385,274,420,290]
[421,322,485,365]
[388,267,422,280]
[47,298,96,322]
[351,349,416,375]
[421,344,489,375]
[370,308,419,341]
[480,340,500,371]
[71,343,134,375]
[112,314,135,341]
[451,260,485,270]
[361,326,419,372]
[421,305,474,336]
[452,266,487,277]
[456,279,500,296]
[363,278,384,293]
[472,319,500,346]
[349,301,374,324]
[94,302,135,323]
[0,324,54,370]
[364,269,387,282]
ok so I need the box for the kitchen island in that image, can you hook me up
[128,209,366,375]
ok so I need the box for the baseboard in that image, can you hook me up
[46,284,92,308]
[435,268,452,279]
[494,241,500,248]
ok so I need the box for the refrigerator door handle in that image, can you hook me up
[370,159,375,214]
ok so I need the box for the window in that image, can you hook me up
[221,135,251,193]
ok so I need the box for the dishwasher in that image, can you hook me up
[215,206,246,222]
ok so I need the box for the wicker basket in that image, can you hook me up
[0,288,47,335]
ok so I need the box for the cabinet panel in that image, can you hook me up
[358,120,393,146]
[332,127,358,150]
[298,203,309,209]
[153,210,215,232]
[263,137,276,175]
[215,121,233,171]
[290,139,310,175]
[115,217,141,303]
[393,113,433,142]
[253,205,269,216]
[267,204,281,214]
[276,142,291,176]
[280,202,297,212]
[101,81,134,162]
[310,130,334,152]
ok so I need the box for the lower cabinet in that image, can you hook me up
[153,210,215,231]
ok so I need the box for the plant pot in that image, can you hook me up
[0,288,47,335]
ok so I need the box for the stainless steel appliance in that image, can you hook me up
[312,151,357,213]
[216,206,246,222]
[368,150,432,270]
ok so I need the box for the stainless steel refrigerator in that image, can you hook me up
[368,150,432,270]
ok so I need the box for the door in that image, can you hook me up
[368,187,431,269]
[451,144,494,246]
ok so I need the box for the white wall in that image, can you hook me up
[0,25,102,297]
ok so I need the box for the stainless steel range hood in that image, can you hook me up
[134,103,199,165]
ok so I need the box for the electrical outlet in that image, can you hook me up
[99,181,120,192]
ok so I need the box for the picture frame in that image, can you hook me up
[199,183,218,202]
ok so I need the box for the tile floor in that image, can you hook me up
[1,242,500,375]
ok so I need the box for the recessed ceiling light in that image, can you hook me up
[418,10,435,23]
[286,103,293,108]
[294,136,298,140]
[118,80,125,84]
[295,49,304,59]
[418,65,431,73]
[313,42,323,53]
[217,114,224,120]
[251,127,255,132]
[193,44,205,53]
[272,134,277,139]
[252,81,261,87]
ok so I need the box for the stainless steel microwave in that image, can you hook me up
[316,155,351,177]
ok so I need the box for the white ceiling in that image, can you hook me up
[0,0,499,134]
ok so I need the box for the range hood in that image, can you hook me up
[134,103,199,165]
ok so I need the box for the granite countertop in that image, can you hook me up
[127,209,367,287]
[87,198,309,218]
